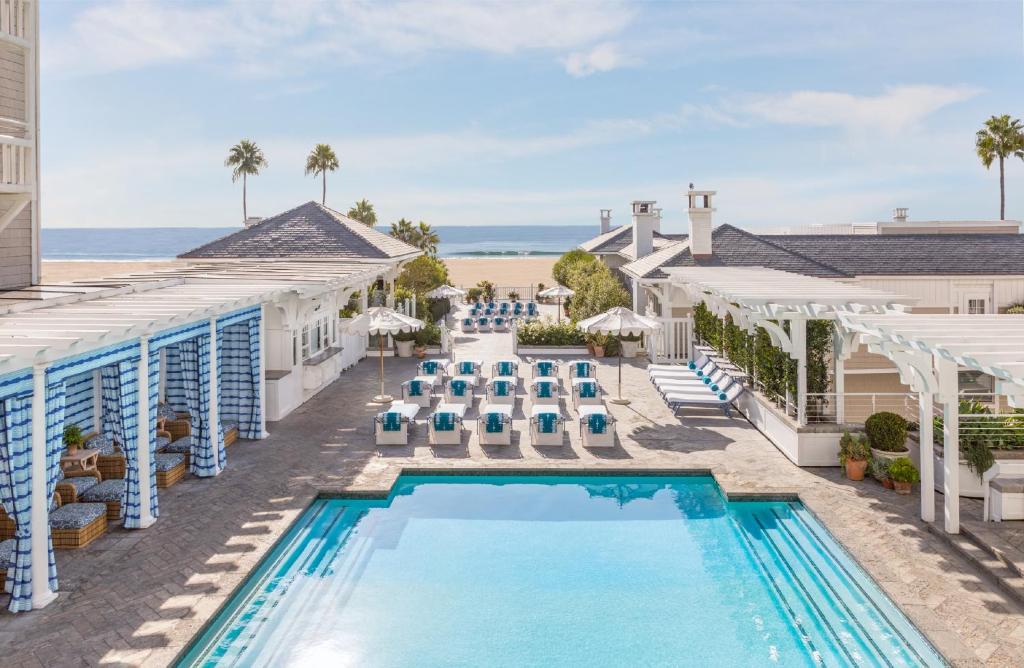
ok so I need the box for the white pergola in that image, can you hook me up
[664,267,912,424]
[838,312,1024,533]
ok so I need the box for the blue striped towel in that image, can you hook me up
[463,318,473,326]
[536,361,554,376]
[578,381,597,398]
[450,380,468,396]
[574,361,590,377]
[381,412,402,432]
[535,381,553,398]
[458,362,475,374]
[497,361,515,376]
[422,361,439,374]
[537,412,558,433]
[493,381,510,396]
[407,380,423,396]
[588,413,607,434]
[485,412,504,433]
[433,412,456,431]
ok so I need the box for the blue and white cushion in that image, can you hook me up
[81,479,127,503]
[162,436,192,455]
[0,538,14,569]
[49,503,106,529]
[57,475,99,496]
[156,452,186,472]
[85,433,119,455]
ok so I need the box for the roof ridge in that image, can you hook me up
[718,224,853,278]
[319,202,422,256]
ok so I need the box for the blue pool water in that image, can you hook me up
[179,476,945,667]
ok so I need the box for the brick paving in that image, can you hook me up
[1,310,1023,666]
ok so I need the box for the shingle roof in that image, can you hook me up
[579,226,631,254]
[763,233,1024,275]
[179,201,422,261]
[623,225,849,280]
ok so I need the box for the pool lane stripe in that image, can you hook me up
[784,503,937,667]
[730,511,828,666]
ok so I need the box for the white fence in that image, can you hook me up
[651,316,692,362]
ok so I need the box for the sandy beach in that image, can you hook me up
[41,257,557,289]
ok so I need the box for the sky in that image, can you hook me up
[40,0,1024,232]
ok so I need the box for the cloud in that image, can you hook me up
[563,42,634,77]
[44,0,636,77]
[731,85,981,133]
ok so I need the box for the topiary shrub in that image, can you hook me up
[864,411,909,452]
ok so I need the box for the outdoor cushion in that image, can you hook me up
[534,381,554,398]
[536,361,555,376]
[485,413,505,433]
[157,402,179,421]
[0,538,14,568]
[221,419,239,432]
[162,436,192,454]
[496,361,516,376]
[478,318,489,325]
[588,413,607,434]
[49,503,106,530]
[380,412,403,432]
[85,434,119,455]
[406,380,424,397]
[492,381,511,396]
[155,435,170,450]
[81,479,126,503]
[578,381,597,398]
[155,453,186,472]
[574,362,591,377]
[59,476,99,496]
[536,412,558,434]
[421,361,440,375]
[992,476,1024,494]
[462,318,473,326]
[432,412,457,431]
[458,362,475,374]
[450,380,468,396]
[494,318,505,326]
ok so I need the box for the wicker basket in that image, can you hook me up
[0,508,14,541]
[166,415,192,441]
[97,453,126,480]
[157,460,187,488]
[52,513,107,549]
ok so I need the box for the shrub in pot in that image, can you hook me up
[838,431,870,481]
[589,333,609,358]
[508,290,519,302]
[619,333,641,358]
[466,287,483,304]
[63,424,84,456]
[887,457,919,495]
[865,411,909,480]
[393,330,417,357]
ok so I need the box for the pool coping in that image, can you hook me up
[172,467,946,667]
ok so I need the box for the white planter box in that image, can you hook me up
[620,340,640,358]
[907,440,985,498]
[517,346,590,355]
[735,391,842,467]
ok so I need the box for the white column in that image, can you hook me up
[91,369,102,433]
[918,391,935,522]
[136,337,156,528]
[834,355,846,425]
[385,279,395,307]
[209,318,221,472]
[30,365,57,608]
[791,320,807,426]
[935,356,959,533]
[258,306,268,439]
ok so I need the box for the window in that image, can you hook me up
[967,298,986,315]
[301,324,311,359]
[298,313,336,361]
[292,331,299,366]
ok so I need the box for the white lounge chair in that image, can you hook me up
[418,359,445,386]
[460,317,476,333]
[569,360,594,380]
[578,405,615,447]
[445,377,476,404]
[648,354,710,373]
[663,383,745,417]
[374,401,420,445]
[485,377,517,405]
[532,359,559,379]
[492,316,508,332]
[529,378,559,406]
[654,371,731,393]
[983,460,1024,521]
[492,360,519,379]
[530,405,564,446]
[449,360,482,385]
[429,403,468,445]
[571,378,603,410]
[478,404,513,445]
[650,359,717,379]
[476,316,491,332]
[400,378,433,408]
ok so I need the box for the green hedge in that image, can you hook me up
[516,321,586,346]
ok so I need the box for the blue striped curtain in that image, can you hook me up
[63,371,94,434]
[0,395,33,612]
[246,318,262,439]
[113,359,144,528]
[99,367,122,444]
[181,337,223,476]
[147,348,161,519]
[43,382,66,592]
[164,345,188,414]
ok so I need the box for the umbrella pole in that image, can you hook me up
[373,333,392,404]
[558,296,562,323]
[610,343,630,405]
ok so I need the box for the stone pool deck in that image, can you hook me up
[1,325,1023,666]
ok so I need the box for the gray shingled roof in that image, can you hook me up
[580,225,686,257]
[179,201,422,261]
[624,225,850,280]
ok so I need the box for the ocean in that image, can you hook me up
[41,226,597,261]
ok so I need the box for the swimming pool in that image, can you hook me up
[178,475,945,667]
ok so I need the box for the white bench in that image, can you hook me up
[529,378,560,406]
[478,404,513,445]
[429,403,468,445]
[375,402,421,445]
[570,377,603,410]
[578,405,615,448]
[530,405,564,446]
[983,460,1024,521]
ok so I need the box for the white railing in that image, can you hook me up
[805,392,918,424]
[0,135,31,190]
[0,0,28,43]
[652,316,692,361]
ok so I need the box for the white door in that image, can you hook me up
[958,290,991,315]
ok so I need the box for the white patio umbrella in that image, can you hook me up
[343,306,425,403]
[537,285,575,322]
[426,285,466,300]
[577,306,661,405]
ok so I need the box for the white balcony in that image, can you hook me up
[0,135,31,193]
[0,0,30,48]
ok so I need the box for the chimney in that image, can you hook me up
[687,186,715,259]
[244,216,263,228]
[631,200,657,258]
[600,209,611,234]
[892,207,908,223]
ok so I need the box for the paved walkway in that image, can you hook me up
[1,320,1023,666]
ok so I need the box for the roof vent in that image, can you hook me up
[244,216,263,228]
[893,208,908,223]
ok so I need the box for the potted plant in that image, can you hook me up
[508,290,519,302]
[838,430,870,481]
[888,457,919,495]
[414,325,437,359]
[536,283,546,302]
[619,333,641,358]
[393,330,417,357]
[589,333,609,358]
[864,411,909,480]
[870,458,893,488]
[63,424,84,456]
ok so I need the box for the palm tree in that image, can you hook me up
[224,139,267,221]
[305,143,340,205]
[390,218,418,246]
[348,199,377,226]
[417,221,440,256]
[976,114,1024,220]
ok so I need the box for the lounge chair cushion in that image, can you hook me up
[50,502,106,529]
[380,412,403,432]
[156,453,186,472]
[162,436,192,454]
[536,412,559,434]
[157,402,180,421]
[85,433,119,455]
[588,413,607,434]
[574,362,591,377]
[0,538,14,568]
[484,413,505,433]
[406,380,424,397]
[992,476,1024,493]
[58,475,99,496]
[496,361,516,376]
[492,381,511,397]
[432,412,457,432]
[534,382,554,398]
[578,381,597,398]
[155,435,170,450]
[449,380,469,396]
[457,362,475,375]
[536,361,555,377]
[81,479,126,503]
[421,361,440,375]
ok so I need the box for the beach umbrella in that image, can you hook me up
[343,306,425,403]
[537,284,575,322]
[426,285,466,299]
[577,306,660,405]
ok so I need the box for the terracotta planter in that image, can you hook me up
[586,342,595,355]
[414,346,426,359]
[66,444,79,456]
[870,447,908,481]
[845,459,868,481]
[882,477,894,490]
[893,480,912,495]
[593,346,605,358]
